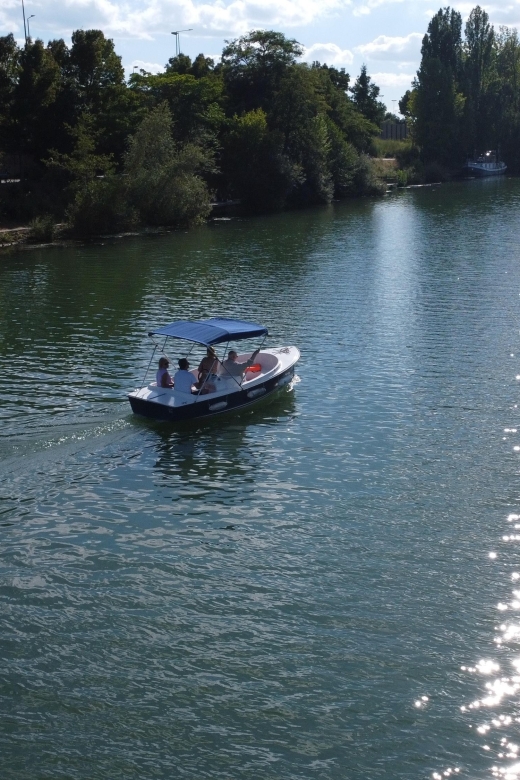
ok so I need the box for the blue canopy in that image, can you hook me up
[149,318,268,346]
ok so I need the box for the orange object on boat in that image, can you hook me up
[247,363,262,373]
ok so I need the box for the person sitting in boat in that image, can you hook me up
[174,358,195,394]
[196,347,219,391]
[220,349,260,379]
[156,357,173,388]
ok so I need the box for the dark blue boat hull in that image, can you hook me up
[128,367,294,422]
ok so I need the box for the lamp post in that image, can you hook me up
[171,29,193,56]
[27,14,34,39]
[21,0,27,44]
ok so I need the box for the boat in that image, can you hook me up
[128,317,300,422]
[463,150,507,177]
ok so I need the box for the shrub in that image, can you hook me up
[353,154,386,196]
[396,169,409,187]
[27,215,55,243]
[125,104,213,227]
[66,177,138,237]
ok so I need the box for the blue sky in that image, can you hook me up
[2,1,518,111]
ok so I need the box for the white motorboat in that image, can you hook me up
[463,150,507,177]
[128,317,300,422]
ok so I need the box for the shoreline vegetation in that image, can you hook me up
[1,6,518,249]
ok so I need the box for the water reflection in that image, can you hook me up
[150,390,297,491]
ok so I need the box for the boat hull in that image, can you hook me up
[463,162,507,177]
[128,347,299,422]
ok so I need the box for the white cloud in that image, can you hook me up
[355,32,422,62]
[128,59,163,75]
[0,0,353,39]
[370,70,414,89]
[352,0,406,17]
[302,42,354,66]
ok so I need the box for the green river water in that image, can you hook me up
[2,178,520,780]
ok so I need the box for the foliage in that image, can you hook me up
[371,138,413,158]
[46,113,115,188]
[66,176,137,236]
[0,26,390,233]
[403,5,520,173]
[124,103,212,227]
[352,154,386,196]
[221,109,296,211]
[221,30,304,114]
[27,214,56,242]
[350,65,386,126]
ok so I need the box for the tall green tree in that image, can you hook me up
[0,34,21,158]
[10,40,62,164]
[124,102,213,227]
[463,6,495,150]
[221,30,303,114]
[221,108,296,210]
[350,65,386,126]
[413,7,466,165]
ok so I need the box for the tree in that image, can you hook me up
[421,7,463,75]
[398,89,413,118]
[463,6,495,149]
[129,71,224,144]
[0,34,21,156]
[10,39,62,164]
[464,6,494,105]
[221,109,296,210]
[350,65,386,126]
[413,7,466,165]
[221,30,303,113]
[124,103,212,227]
[69,30,125,112]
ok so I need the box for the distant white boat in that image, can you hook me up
[463,150,507,177]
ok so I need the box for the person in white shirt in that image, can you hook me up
[174,358,195,394]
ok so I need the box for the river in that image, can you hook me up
[1,178,520,780]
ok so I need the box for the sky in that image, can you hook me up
[2,0,519,111]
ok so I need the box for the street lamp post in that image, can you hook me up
[27,14,34,39]
[21,0,27,44]
[171,29,193,56]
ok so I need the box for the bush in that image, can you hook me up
[353,154,386,196]
[125,105,213,227]
[67,177,138,237]
[395,169,407,187]
[27,215,55,243]
[395,143,420,169]
[129,167,212,227]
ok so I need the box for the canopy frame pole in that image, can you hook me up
[141,343,158,388]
